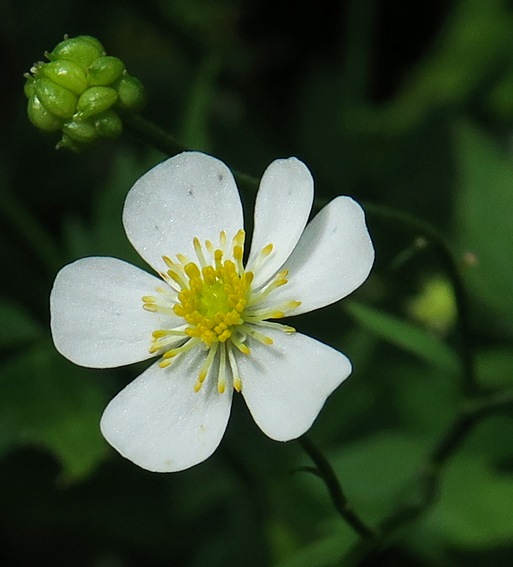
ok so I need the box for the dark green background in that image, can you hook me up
[2,0,513,565]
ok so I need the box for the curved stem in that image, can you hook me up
[340,387,513,566]
[363,202,478,398]
[298,435,377,540]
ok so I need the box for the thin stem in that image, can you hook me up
[339,387,513,565]
[298,435,377,540]
[364,202,479,398]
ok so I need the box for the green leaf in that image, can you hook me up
[476,348,513,389]
[455,121,513,328]
[345,301,462,374]
[425,454,513,548]
[0,299,42,349]
[0,341,109,481]
[275,532,358,567]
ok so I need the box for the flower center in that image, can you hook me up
[174,257,253,345]
[142,229,300,394]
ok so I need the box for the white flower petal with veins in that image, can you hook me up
[239,328,351,441]
[100,348,233,473]
[50,257,175,368]
[246,157,314,288]
[50,151,374,472]
[123,151,243,273]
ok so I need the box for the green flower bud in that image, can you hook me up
[87,56,125,86]
[76,86,118,119]
[50,35,106,70]
[57,133,84,152]
[25,35,146,150]
[63,117,99,144]
[41,60,88,95]
[24,76,37,98]
[35,77,77,119]
[27,95,63,132]
[94,110,123,138]
[115,74,145,112]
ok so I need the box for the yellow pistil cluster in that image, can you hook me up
[174,257,253,346]
[142,229,300,394]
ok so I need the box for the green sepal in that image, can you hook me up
[35,77,77,119]
[41,60,88,95]
[76,86,118,119]
[63,117,99,143]
[87,56,125,86]
[27,95,63,132]
[50,35,105,70]
[94,110,123,138]
[114,74,145,111]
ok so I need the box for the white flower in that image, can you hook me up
[50,152,374,472]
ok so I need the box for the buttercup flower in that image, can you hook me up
[50,152,374,472]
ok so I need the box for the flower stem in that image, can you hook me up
[339,387,513,565]
[363,203,479,398]
[298,435,377,540]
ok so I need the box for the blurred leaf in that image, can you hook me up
[425,454,513,548]
[346,301,461,374]
[455,121,513,329]
[391,363,459,436]
[275,531,358,567]
[329,432,426,524]
[0,299,42,348]
[476,348,513,389]
[181,54,220,151]
[0,341,109,481]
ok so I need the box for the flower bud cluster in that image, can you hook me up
[24,35,145,151]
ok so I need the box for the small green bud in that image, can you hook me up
[63,117,99,143]
[41,60,88,95]
[35,77,77,119]
[94,110,123,138]
[57,133,84,152]
[27,95,63,132]
[76,86,118,119]
[50,35,106,70]
[87,56,125,86]
[24,76,37,98]
[115,74,145,112]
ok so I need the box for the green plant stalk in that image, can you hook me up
[298,435,377,540]
[363,202,478,398]
[339,386,513,566]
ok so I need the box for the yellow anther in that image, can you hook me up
[145,231,299,395]
[184,263,201,279]
[261,243,273,257]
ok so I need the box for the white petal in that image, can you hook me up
[100,350,233,472]
[259,196,374,316]
[239,329,351,441]
[123,152,243,273]
[50,257,177,368]
[246,157,314,288]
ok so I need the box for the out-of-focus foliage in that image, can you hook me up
[2,0,513,565]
